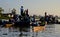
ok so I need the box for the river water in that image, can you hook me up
[0,24,60,37]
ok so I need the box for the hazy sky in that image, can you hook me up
[0,0,60,16]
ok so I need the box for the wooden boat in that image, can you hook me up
[33,26,45,32]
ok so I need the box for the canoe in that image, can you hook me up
[33,26,45,32]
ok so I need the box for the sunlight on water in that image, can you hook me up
[0,24,60,37]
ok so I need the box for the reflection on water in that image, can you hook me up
[0,24,60,37]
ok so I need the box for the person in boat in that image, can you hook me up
[39,17,46,26]
[41,21,46,26]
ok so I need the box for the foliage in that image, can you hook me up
[0,14,11,19]
[0,7,4,13]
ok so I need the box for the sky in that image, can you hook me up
[0,0,60,16]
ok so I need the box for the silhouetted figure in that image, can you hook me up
[19,15,22,20]
[45,12,47,17]
[25,9,29,16]
[40,17,45,26]
[0,20,2,26]
[20,6,24,16]
[13,15,18,22]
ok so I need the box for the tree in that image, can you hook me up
[0,7,4,17]
[0,7,4,14]
[12,8,16,15]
